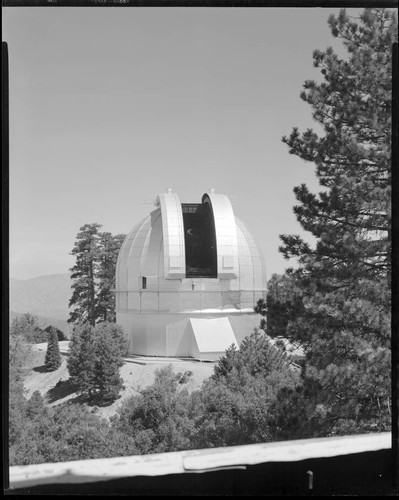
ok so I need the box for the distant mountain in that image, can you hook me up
[9,273,72,323]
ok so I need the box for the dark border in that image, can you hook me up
[1,0,399,8]
[391,42,399,493]
[2,2,398,496]
[2,42,10,494]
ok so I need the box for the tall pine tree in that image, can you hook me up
[271,8,396,435]
[96,232,126,323]
[69,223,102,326]
[68,224,126,326]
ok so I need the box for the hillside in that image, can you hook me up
[10,274,72,321]
[23,344,215,420]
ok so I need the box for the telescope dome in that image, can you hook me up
[115,190,266,360]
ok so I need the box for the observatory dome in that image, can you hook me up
[115,190,267,360]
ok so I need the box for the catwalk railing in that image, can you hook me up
[6,432,395,495]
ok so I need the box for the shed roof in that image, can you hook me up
[190,317,238,353]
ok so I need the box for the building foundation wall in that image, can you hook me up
[117,311,261,358]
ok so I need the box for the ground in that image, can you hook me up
[22,343,215,420]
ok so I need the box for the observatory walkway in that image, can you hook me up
[124,355,216,365]
[33,342,216,365]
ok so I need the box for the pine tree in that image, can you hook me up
[68,223,102,326]
[44,326,62,372]
[212,344,241,380]
[273,8,396,435]
[213,329,292,382]
[67,322,128,401]
[68,224,126,326]
[43,325,67,341]
[92,322,129,400]
[96,232,126,323]
[67,323,97,398]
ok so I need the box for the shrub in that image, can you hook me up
[10,313,47,343]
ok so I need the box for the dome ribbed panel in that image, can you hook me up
[125,213,154,291]
[235,217,267,306]
[156,192,186,279]
[140,210,162,278]
[116,215,149,291]
[202,193,239,279]
[235,217,254,291]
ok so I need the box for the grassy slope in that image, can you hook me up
[23,344,215,420]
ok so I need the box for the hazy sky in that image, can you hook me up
[4,5,365,280]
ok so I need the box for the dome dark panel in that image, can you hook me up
[182,203,217,278]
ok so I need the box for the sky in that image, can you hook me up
[3,5,366,280]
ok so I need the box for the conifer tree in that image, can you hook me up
[68,224,126,326]
[213,329,292,382]
[67,323,97,398]
[43,325,67,341]
[271,8,396,435]
[92,322,129,400]
[212,344,240,380]
[67,322,128,401]
[69,223,102,326]
[44,326,62,372]
[96,232,126,323]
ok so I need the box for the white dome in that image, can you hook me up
[115,191,267,359]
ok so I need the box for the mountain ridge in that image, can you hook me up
[10,273,70,282]
[9,273,72,324]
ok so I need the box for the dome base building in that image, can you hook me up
[115,190,267,361]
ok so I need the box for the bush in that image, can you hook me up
[10,313,47,343]
[112,365,193,454]
[10,398,139,466]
